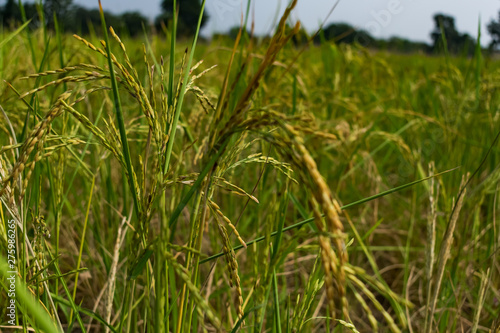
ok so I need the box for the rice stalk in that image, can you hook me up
[350,284,378,332]
[104,218,128,333]
[163,249,222,330]
[347,272,400,333]
[210,203,244,320]
[471,268,490,333]
[209,199,246,249]
[284,123,349,320]
[291,253,324,332]
[425,174,467,333]
[0,92,71,201]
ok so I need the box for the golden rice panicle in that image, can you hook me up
[0,155,19,219]
[109,26,138,80]
[106,29,163,147]
[18,73,107,99]
[20,125,48,200]
[210,203,244,320]
[143,44,156,111]
[346,268,401,333]
[0,93,71,201]
[159,56,168,134]
[311,199,341,319]
[73,34,107,57]
[214,176,259,203]
[284,123,348,319]
[351,284,378,331]
[208,0,299,152]
[162,250,222,329]
[209,200,247,248]
[20,66,78,79]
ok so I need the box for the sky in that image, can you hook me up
[69,0,499,45]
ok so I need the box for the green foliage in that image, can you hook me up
[315,22,374,46]
[0,0,37,28]
[43,0,72,29]
[67,6,149,36]
[120,11,150,36]
[228,25,249,40]
[156,0,208,36]
[0,2,500,332]
[487,11,500,50]
[2,0,19,25]
[312,22,429,52]
[0,1,149,36]
[377,37,429,53]
[431,13,475,54]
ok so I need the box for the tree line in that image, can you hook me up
[308,14,479,55]
[245,13,500,55]
[0,0,149,36]
[2,0,500,55]
[0,0,208,37]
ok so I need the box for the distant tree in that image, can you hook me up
[120,12,149,36]
[68,6,120,35]
[383,36,429,53]
[315,23,374,46]
[22,3,39,27]
[0,0,38,28]
[430,13,475,54]
[0,1,148,37]
[321,23,356,43]
[459,33,476,55]
[228,25,249,40]
[1,0,20,26]
[431,14,459,53]
[44,0,72,28]
[156,0,208,36]
[284,23,308,46]
[487,11,500,50]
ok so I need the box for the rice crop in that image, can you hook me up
[1,1,500,332]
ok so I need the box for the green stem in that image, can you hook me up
[163,0,206,176]
[201,166,460,264]
[98,1,140,219]
[167,0,177,108]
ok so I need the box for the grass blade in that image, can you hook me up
[201,167,460,264]
[0,19,31,49]
[163,0,206,175]
[98,0,140,219]
[0,256,61,332]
